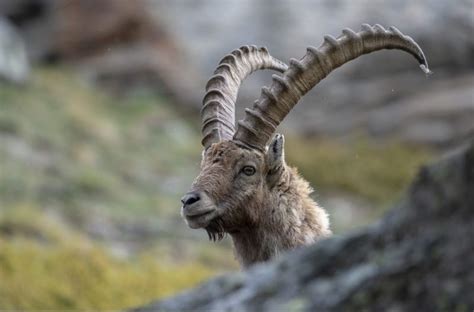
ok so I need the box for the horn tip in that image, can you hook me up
[420,64,433,76]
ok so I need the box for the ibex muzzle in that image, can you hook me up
[181,24,430,267]
[181,190,218,229]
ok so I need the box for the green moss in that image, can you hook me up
[286,136,433,206]
[0,240,214,310]
[70,169,114,196]
[0,208,214,310]
[0,204,65,244]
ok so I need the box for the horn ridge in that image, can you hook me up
[201,46,289,148]
[233,24,430,149]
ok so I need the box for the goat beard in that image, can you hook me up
[205,217,226,242]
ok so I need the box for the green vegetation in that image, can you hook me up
[0,206,213,310]
[0,67,201,219]
[0,66,433,309]
[286,136,433,206]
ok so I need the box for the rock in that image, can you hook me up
[52,0,202,108]
[52,0,156,59]
[0,0,160,61]
[0,18,29,83]
[132,140,474,311]
[0,0,55,62]
[0,0,202,108]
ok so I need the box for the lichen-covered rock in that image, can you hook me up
[133,140,474,311]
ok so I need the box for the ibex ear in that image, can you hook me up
[266,133,286,188]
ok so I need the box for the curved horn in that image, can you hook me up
[233,24,430,150]
[201,45,288,149]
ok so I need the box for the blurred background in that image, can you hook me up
[0,0,472,310]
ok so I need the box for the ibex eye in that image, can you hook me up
[242,166,256,176]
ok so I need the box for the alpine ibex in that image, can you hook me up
[181,24,429,268]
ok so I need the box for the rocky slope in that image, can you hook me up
[134,140,474,311]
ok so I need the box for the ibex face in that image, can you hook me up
[181,135,286,240]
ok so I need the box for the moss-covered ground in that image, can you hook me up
[0,206,214,310]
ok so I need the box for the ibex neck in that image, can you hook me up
[230,227,283,268]
[230,167,331,268]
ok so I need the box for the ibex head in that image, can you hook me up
[182,134,288,241]
[181,25,430,247]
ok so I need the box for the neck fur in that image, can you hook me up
[230,166,331,268]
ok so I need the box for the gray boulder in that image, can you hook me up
[0,0,55,62]
[0,18,29,83]
[133,139,474,311]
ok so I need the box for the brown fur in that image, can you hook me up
[182,140,331,268]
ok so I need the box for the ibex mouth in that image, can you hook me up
[186,209,214,219]
[183,207,225,241]
[183,207,217,229]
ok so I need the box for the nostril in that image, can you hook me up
[181,192,201,206]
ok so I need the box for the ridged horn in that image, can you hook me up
[233,24,430,150]
[201,45,288,149]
